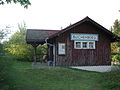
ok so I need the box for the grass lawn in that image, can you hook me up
[1,59,119,90]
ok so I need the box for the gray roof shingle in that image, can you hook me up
[26,29,60,44]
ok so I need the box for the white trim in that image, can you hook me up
[89,41,95,49]
[58,43,65,55]
[74,41,95,49]
[82,41,88,49]
[74,41,82,49]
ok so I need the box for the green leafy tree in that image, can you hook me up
[0,0,31,8]
[0,30,4,58]
[113,19,120,37]
[0,29,6,44]
[0,26,11,44]
[5,23,32,61]
[111,19,120,63]
[5,23,47,61]
[111,19,120,52]
[0,27,11,57]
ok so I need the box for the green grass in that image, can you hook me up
[0,58,120,90]
[10,68,102,90]
[102,70,120,90]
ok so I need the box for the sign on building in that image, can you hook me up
[71,33,98,41]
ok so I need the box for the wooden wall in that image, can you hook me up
[53,22,112,66]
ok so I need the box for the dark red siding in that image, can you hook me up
[54,22,111,66]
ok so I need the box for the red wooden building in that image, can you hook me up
[26,16,118,66]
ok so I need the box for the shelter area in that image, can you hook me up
[26,16,119,66]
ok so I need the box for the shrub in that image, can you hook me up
[112,55,120,60]
[112,52,120,65]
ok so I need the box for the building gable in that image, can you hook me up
[49,16,117,42]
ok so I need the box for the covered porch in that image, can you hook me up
[26,29,60,66]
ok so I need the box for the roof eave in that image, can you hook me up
[48,16,117,42]
[26,39,45,44]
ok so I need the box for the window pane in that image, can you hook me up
[58,43,65,54]
[89,42,94,49]
[82,42,87,48]
[76,42,81,48]
[74,41,95,49]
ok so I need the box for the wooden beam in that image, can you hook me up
[31,44,39,64]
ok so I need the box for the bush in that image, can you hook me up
[112,52,120,65]
[112,55,120,60]
[6,43,47,62]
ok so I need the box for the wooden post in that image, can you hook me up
[34,46,37,63]
[32,44,39,64]
[46,45,49,61]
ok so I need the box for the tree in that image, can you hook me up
[111,19,120,63]
[0,0,31,8]
[111,19,120,51]
[5,23,47,61]
[5,23,32,61]
[0,26,11,57]
[112,19,120,36]
[0,26,11,44]
[0,29,5,44]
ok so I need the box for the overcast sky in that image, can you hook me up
[0,0,120,32]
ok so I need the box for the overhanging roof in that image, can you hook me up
[26,29,60,44]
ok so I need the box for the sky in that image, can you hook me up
[0,0,120,33]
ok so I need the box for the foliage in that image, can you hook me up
[0,44,3,57]
[112,54,120,60]
[112,52,120,61]
[112,52,120,55]
[0,26,10,44]
[107,19,120,87]
[0,26,11,58]
[0,29,5,43]
[0,0,31,8]
[5,23,47,62]
[112,19,120,37]
[111,19,120,63]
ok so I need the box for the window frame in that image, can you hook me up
[89,41,95,49]
[82,41,88,49]
[74,41,82,49]
[58,43,66,55]
[74,41,95,49]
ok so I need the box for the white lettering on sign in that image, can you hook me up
[71,33,98,41]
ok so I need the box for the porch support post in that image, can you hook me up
[46,45,49,61]
[32,44,39,64]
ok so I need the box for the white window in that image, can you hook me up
[58,43,65,55]
[75,42,81,49]
[89,42,95,49]
[82,42,88,49]
[74,41,95,49]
